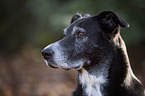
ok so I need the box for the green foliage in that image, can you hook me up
[0,0,145,53]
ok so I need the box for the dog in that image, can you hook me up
[41,11,145,96]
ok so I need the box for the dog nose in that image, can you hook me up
[41,49,54,60]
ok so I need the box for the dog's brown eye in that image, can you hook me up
[78,32,85,37]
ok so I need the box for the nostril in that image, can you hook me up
[41,49,54,60]
[44,53,52,57]
[41,52,52,60]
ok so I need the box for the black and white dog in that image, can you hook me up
[41,11,145,96]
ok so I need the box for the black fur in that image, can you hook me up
[41,11,145,96]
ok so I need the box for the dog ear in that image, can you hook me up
[97,11,130,34]
[71,13,82,23]
[71,13,91,23]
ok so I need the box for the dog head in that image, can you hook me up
[41,11,129,70]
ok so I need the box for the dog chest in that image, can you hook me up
[79,69,107,96]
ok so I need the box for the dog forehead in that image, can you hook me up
[64,17,90,35]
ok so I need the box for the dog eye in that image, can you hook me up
[78,32,85,37]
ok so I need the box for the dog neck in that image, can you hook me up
[76,35,139,96]
[78,56,112,96]
[108,35,141,92]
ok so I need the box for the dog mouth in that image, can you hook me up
[45,60,83,71]
[49,64,71,71]
[50,64,83,71]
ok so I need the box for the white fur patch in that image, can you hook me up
[79,69,107,96]
[72,26,86,35]
[44,60,49,66]
[63,27,68,35]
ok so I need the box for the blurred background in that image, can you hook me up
[0,0,145,96]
